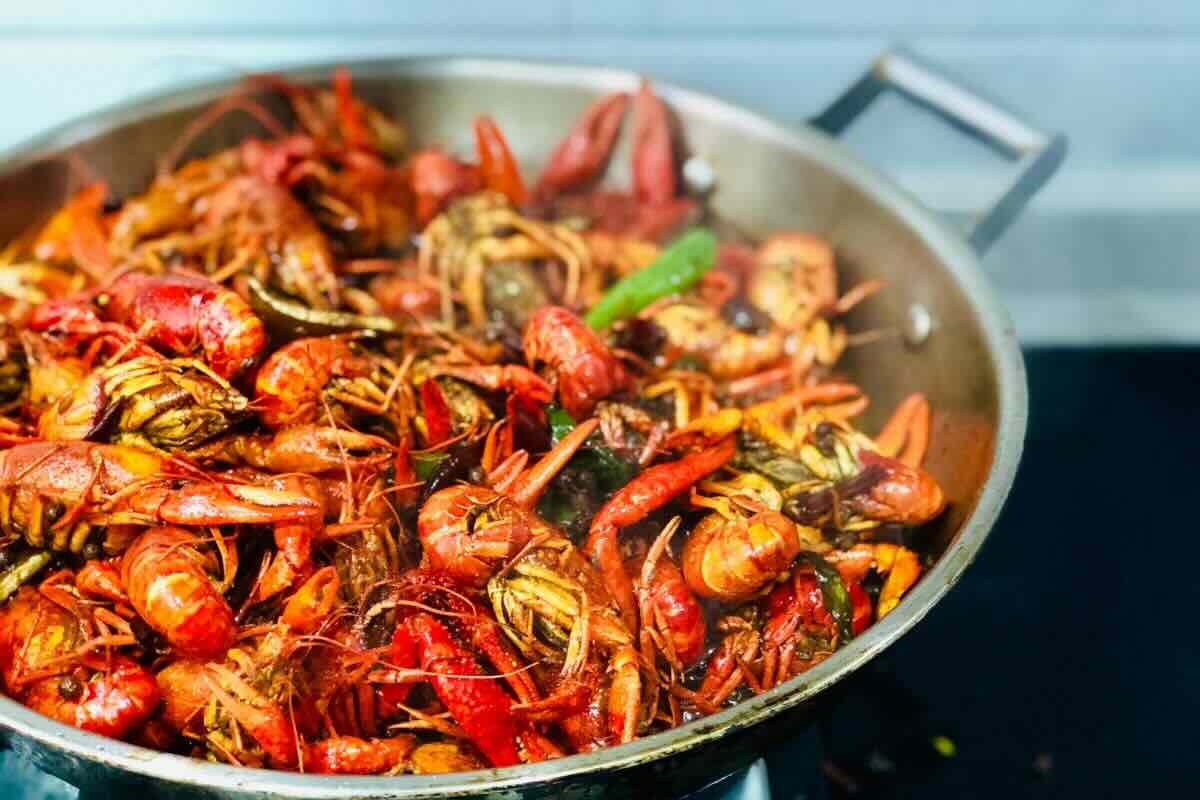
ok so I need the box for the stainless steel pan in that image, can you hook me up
[0,49,1063,799]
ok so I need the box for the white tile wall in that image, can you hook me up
[0,2,1194,344]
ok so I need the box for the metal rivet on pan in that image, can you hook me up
[905,303,933,346]
[682,156,716,196]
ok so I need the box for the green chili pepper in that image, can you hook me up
[0,551,50,605]
[800,553,855,645]
[584,228,718,330]
[538,403,636,539]
[546,404,577,446]
[545,404,634,486]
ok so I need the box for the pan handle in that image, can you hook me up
[811,47,1066,253]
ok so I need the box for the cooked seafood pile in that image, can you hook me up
[0,69,945,775]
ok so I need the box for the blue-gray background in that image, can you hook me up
[2,2,1195,344]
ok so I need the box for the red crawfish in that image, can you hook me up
[586,436,736,633]
[693,563,871,709]
[37,355,249,451]
[0,441,321,554]
[418,418,599,585]
[253,335,539,445]
[681,474,827,605]
[31,183,113,278]
[634,552,706,669]
[192,424,393,475]
[29,271,267,382]
[388,570,557,768]
[533,82,695,241]
[392,612,523,767]
[406,115,526,225]
[122,527,237,660]
[745,386,945,529]
[162,656,426,773]
[204,174,340,309]
[0,587,160,740]
[523,305,630,419]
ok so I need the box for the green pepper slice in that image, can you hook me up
[800,553,855,645]
[584,228,718,330]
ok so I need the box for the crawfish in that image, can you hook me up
[406,114,525,226]
[192,425,393,475]
[0,587,160,740]
[681,474,827,604]
[38,355,249,450]
[23,656,161,740]
[633,549,705,670]
[418,418,598,585]
[586,436,736,633]
[746,386,945,530]
[535,83,695,241]
[420,421,646,747]
[204,174,340,309]
[30,183,113,278]
[306,734,418,775]
[387,570,553,767]
[110,150,241,258]
[485,523,647,749]
[534,93,628,202]
[523,305,630,419]
[122,526,237,659]
[0,441,320,553]
[693,562,871,709]
[253,335,406,431]
[392,611,522,767]
[29,271,267,382]
[195,644,415,772]
[419,193,590,326]
[261,68,406,157]
[652,302,787,381]
[745,234,839,331]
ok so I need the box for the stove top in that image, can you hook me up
[2,349,1185,798]
[761,348,1195,799]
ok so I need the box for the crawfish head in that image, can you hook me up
[782,462,887,526]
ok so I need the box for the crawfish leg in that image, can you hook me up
[874,393,931,467]
[607,645,642,744]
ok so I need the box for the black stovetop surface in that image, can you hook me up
[762,348,1197,798]
[3,349,1192,798]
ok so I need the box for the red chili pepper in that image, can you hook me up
[421,379,452,446]
[393,436,416,485]
[848,579,872,636]
[392,613,521,767]
[333,66,371,152]
[474,115,528,206]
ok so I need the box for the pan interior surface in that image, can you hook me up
[0,58,1025,799]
